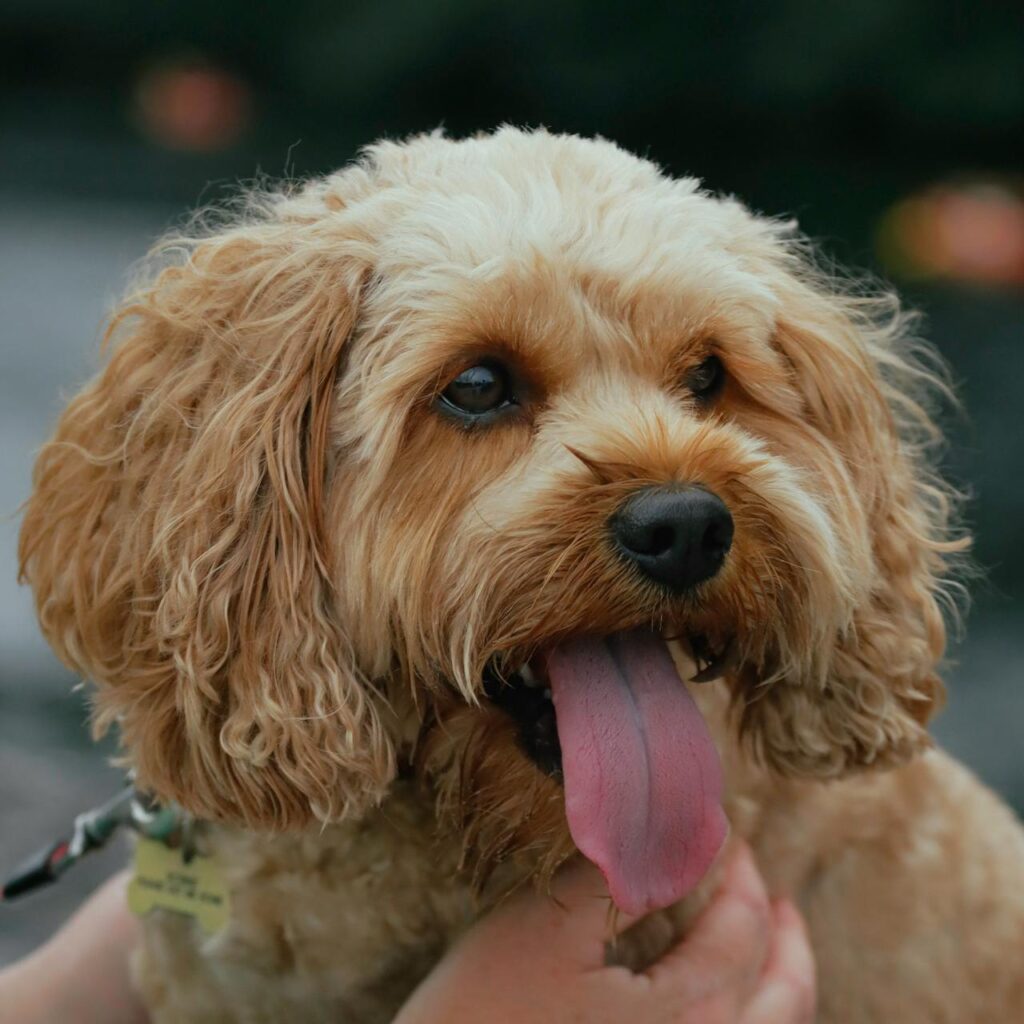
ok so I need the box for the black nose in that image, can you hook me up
[610,486,734,592]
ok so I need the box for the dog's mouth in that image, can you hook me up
[482,630,735,778]
[483,659,562,778]
[481,628,731,915]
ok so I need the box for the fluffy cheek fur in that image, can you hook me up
[419,701,574,886]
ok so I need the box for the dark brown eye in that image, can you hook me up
[685,355,725,400]
[439,362,514,417]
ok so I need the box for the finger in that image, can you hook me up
[649,842,772,1000]
[742,900,816,1024]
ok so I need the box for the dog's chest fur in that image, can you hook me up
[134,750,1024,1024]
[135,785,478,1023]
[133,780,720,1023]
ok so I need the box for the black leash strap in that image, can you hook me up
[1,786,181,902]
[1,839,77,900]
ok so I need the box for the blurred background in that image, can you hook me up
[1,0,1022,963]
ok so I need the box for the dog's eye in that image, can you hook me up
[685,355,725,400]
[439,362,514,417]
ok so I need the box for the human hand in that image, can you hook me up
[0,870,147,1024]
[395,842,815,1024]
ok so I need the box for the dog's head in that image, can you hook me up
[20,129,964,911]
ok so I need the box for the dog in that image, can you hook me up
[19,128,1024,1022]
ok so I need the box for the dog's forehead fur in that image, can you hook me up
[360,129,777,331]
[337,130,786,457]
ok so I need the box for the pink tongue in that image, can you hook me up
[548,630,727,915]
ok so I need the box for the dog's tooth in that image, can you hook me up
[690,635,739,684]
[520,663,540,688]
[542,688,552,701]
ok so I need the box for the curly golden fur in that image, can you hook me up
[19,128,1024,1022]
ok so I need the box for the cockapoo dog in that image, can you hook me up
[19,128,1024,1022]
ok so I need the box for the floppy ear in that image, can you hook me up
[740,251,966,778]
[19,192,395,829]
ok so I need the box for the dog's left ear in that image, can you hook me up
[20,185,396,829]
[741,253,966,778]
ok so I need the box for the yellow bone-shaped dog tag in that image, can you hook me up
[128,837,229,935]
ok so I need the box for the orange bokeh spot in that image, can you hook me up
[878,182,1024,288]
[136,62,251,152]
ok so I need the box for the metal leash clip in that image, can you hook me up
[1,784,185,902]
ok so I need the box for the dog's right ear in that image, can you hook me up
[19,185,396,830]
